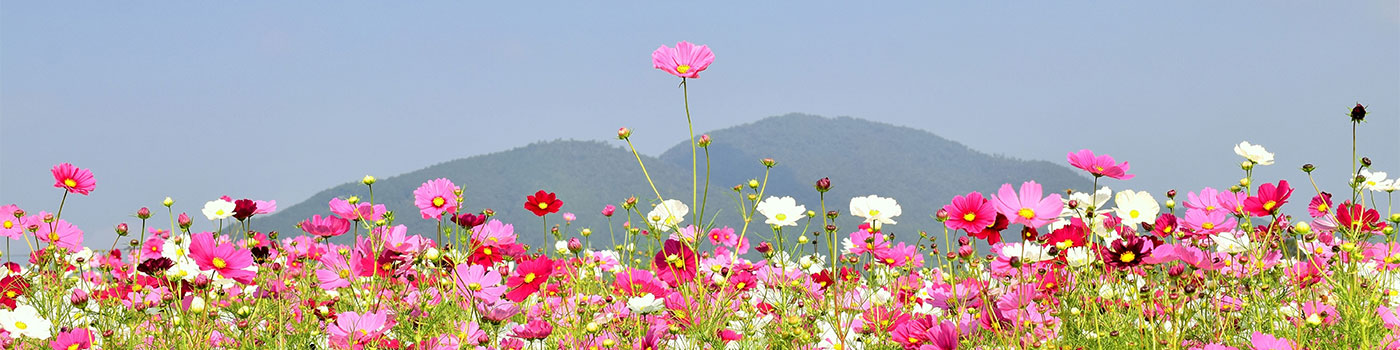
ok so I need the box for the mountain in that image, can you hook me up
[251,114,1088,250]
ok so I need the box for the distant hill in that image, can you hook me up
[252,114,1088,250]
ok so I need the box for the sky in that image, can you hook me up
[2,2,1397,250]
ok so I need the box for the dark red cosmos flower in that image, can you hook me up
[232,199,258,221]
[1043,217,1088,250]
[452,213,487,228]
[1100,235,1151,269]
[524,191,562,217]
[970,213,1009,244]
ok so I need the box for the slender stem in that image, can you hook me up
[682,78,698,227]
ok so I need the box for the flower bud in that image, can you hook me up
[826,210,839,220]
[617,127,632,140]
[761,158,776,167]
[755,242,772,255]
[601,205,616,217]
[70,289,89,306]
[1229,185,1241,193]
[957,245,974,258]
[483,208,496,217]
[116,223,129,236]
[798,235,809,244]
[1390,213,1400,224]
[1385,226,1397,236]
[747,179,759,189]
[1067,200,1079,209]
[1164,200,1175,209]
[1301,164,1315,173]
[347,196,360,205]
[1239,178,1250,187]
[163,197,175,207]
[568,237,583,253]
[815,177,831,193]
[137,207,152,220]
[42,213,54,223]
[1166,189,1177,198]
[362,175,377,185]
[697,134,711,147]
[935,208,950,222]
[1351,103,1367,122]
[1241,161,1254,170]
[1362,157,1373,167]
[1293,222,1312,235]
[825,224,837,233]
[178,213,192,229]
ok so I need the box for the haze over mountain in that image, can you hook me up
[255,114,1088,248]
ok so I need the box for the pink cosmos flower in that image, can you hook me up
[652,41,714,79]
[328,309,391,348]
[873,242,920,267]
[315,250,354,290]
[992,181,1064,228]
[652,239,698,287]
[51,163,96,195]
[1307,192,1333,218]
[0,205,21,239]
[329,198,386,222]
[1066,149,1134,180]
[1184,187,1225,214]
[1217,190,1249,216]
[1181,209,1236,237]
[253,200,276,215]
[413,178,460,220]
[49,327,92,350]
[505,256,553,302]
[846,226,890,256]
[1250,332,1295,350]
[1242,180,1293,217]
[1298,301,1338,326]
[377,225,424,255]
[454,263,506,305]
[301,214,350,238]
[189,232,256,285]
[35,218,83,251]
[942,192,996,234]
[511,318,553,340]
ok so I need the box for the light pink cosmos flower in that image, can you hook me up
[454,263,506,305]
[0,204,20,239]
[315,250,354,290]
[328,309,391,348]
[329,198,386,222]
[845,227,889,256]
[51,163,96,195]
[991,181,1064,228]
[35,218,83,251]
[49,327,93,350]
[652,41,714,79]
[413,178,459,220]
[1066,149,1134,180]
[1184,187,1225,214]
[1181,208,1236,237]
[253,200,276,215]
[300,214,350,238]
[1250,332,1295,350]
[377,225,424,255]
[188,232,256,285]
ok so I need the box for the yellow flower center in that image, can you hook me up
[1119,252,1136,263]
[4,291,14,298]
[735,282,746,290]
[1018,208,1035,220]
[1263,200,1277,211]
[483,247,493,255]
[1129,210,1140,219]
[1094,166,1104,172]
[885,258,895,264]
[538,202,549,210]
[69,344,80,350]
[63,178,77,188]
[775,213,787,221]
[1056,240,1072,250]
[2,221,11,229]
[14,321,26,330]
[49,232,60,242]
[469,282,482,291]
[523,273,537,283]
[1163,226,1173,234]
[1202,222,1215,230]
[1317,203,1329,212]
[216,209,225,216]
[963,213,977,222]
[132,284,143,292]
[1205,205,1216,211]
[432,197,446,208]
[212,257,227,269]
[339,269,351,279]
[676,65,691,74]
[868,210,880,217]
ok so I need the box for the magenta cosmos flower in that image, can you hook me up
[300,214,350,238]
[942,192,996,234]
[189,232,256,285]
[505,255,554,302]
[454,263,506,305]
[413,178,460,220]
[36,218,83,251]
[51,163,96,195]
[1242,180,1293,217]
[49,327,93,350]
[329,197,385,222]
[991,180,1064,228]
[652,41,714,79]
[1066,149,1134,180]
[328,309,391,348]
[652,239,698,286]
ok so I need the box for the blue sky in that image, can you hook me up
[2,2,1397,246]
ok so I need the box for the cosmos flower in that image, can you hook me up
[188,232,256,285]
[1234,141,1275,165]
[51,163,95,195]
[329,198,386,222]
[646,199,689,231]
[942,192,996,234]
[1066,149,1134,180]
[231,199,257,221]
[35,219,83,251]
[201,200,235,221]
[756,196,805,227]
[850,195,901,225]
[454,263,506,305]
[0,304,51,340]
[300,214,350,238]
[1242,180,1293,217]
[652,41,715,78]
[653,239,698,286]
[48,327,92,350]
[1113,190,1159,227]
[0,204,21,239]
[414,178,460,220]
[327,310,391,348]
[992,181,1064,228]
[505,256,554,302]
[524,190,563,217]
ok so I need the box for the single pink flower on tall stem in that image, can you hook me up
[652,41,714,79]
[991,181,1064,228]
[1066,149,1134,180]
[51,163,96,195]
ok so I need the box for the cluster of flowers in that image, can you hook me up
[1,42,1397,350]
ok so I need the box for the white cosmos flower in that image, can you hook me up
[1113,190,1159,227]
[554,241,569,255]
[1359,169,1391,191]
[202,199,236,221]
[0,304,53,339]
[1234,141,1274,165]
[627,294,665,314]
[756,196,806,227]
[1001,242,1053,263]
[1066,246,1095,267]
[799,254,826,274]
[1211,230,1251,254]
[849,195,901,225]
[1061,186,1112,217]
[646,199,689,231]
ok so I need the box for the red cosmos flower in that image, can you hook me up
[1,274,30,309]
[232,199,258,221]
[1242,180,1293,217]
[970,213,1009,244]
[653,239,698,287]
[1066,149,1134,180]
[51,163,96,195]
[524,190,562,217]
[1335,201,1387,234]
[1043,218,1089,250]
[505,255,554,302]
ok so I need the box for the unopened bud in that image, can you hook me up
[568,237,583,253]
[163,197,175,207]
[617,127,632,140]
[1301,164,1316,173]
[1241,161,1254,170]
[815,177,831,193]
[935,208,950,222]
[761,158,776,167]
[1351,103,1368,122]
[1362,157,1373,167]
[1164,200,1175,209]
[581,228,592,237]
[1239,178,1250,187]
[1166,190,1176,198]
[747,179,759,189]
[347,196,360,205]
[826,210,839,220]
[362,175,376,185]
[137,207,152,220]
[1390,213,1400,223]
[1293,222,1312,235]
[697,134,711,147]
[116,223,129,236]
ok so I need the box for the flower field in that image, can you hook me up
[2,42,1399,350]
